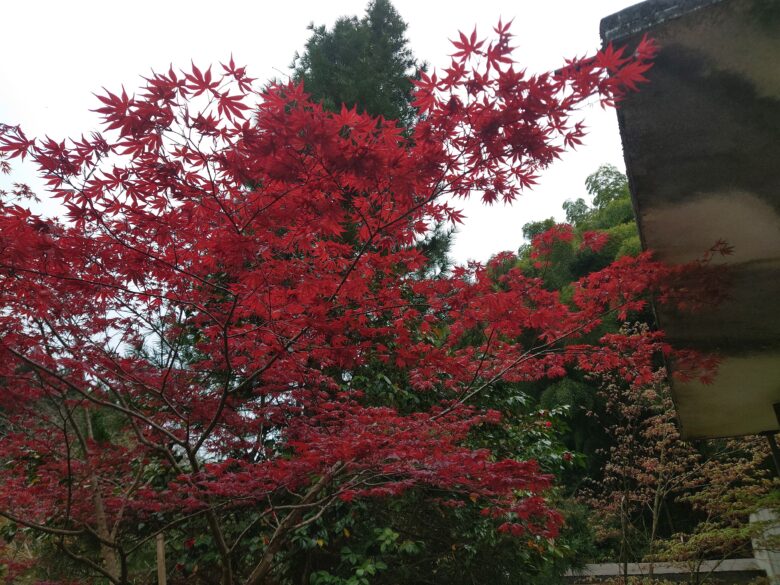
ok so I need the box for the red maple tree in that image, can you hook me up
[0,24,695,585]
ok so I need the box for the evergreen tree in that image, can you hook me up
[292,0,418,127]
[292,0,452,277]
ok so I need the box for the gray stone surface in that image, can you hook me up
[600,0,780,438]
[751,508,780,585]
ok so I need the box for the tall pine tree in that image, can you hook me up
[292,0,418,127]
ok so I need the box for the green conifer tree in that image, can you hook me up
[292,0,418,127]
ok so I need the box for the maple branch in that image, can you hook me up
[198,139,243,234]
[432,303,630,420]
[228,507,280,556]
[40,312,190,423]
[60,408,76,531]
[5,347,184,446]
[0,263,221,320]
[244,462,345,585]
[111,464,146,541]
[0,33,662,584]
[76,174,236,296]
[57,538,122,585]
[192,295,239,454]
[182,449,235,585]
[229,149,460,401]
[124,499,249,555]
[0,511,84,537]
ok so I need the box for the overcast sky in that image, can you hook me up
[1,0,640,264]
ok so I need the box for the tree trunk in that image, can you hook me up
[85,411,121,582]
[648,447,667,578]
[245,464,342,585]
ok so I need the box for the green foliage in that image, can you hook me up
[522,217,557,241]
[275,383,585,585]
[307,528,393,585]
[520,164,641,291]
[563,198,590,225]
[559,164,635,232]
[292,0,418,127]
[415,223,454,278]
[585,163,630,211]
[651,437,779,576]
[513,164,777,580]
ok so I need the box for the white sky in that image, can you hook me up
[0,0,640,264]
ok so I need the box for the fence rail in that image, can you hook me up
[567,558,762,578]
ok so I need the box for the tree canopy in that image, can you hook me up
[0,25,695,585]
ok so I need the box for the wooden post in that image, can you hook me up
[156,533,167,585]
